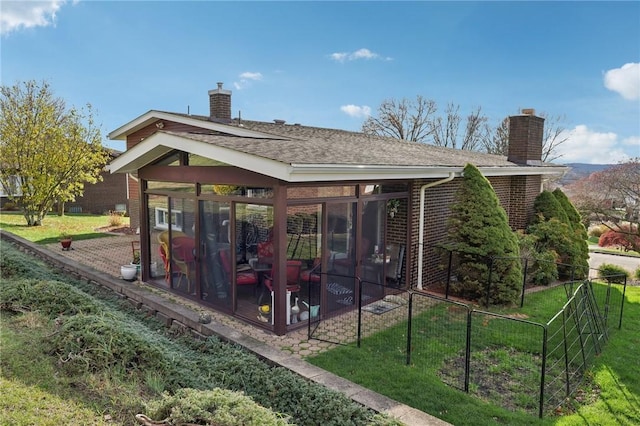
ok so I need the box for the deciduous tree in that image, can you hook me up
[362,96,489,149]
[567,158,640,253]
[484,112,569,162]
[0,80,108,226]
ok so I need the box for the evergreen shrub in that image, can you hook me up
[597,263,629,284]
[445,164,521,305]
[517,232,559,286]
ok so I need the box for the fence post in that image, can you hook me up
[562,308,571,399]
[357,277,363,348]
[539,325,548,418]
[520,258,528,308]
[619,277,627,330]
[445,250,453,299]
[464,308,472,393]
[485,257,494,308]
[406,292,413,365]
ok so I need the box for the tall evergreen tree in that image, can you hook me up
[445,164,521,305]
[528,190,588,279]
[553,188,589,277]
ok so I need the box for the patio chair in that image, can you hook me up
[219,248,258,292]
[171,236,197,293]
[385,244,405,287]
[261,260,302,303]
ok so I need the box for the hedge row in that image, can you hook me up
[0,242,400,426]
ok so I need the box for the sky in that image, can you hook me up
[1,1,639,164]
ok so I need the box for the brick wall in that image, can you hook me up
[69,170,128,214]
[508,114,544,165]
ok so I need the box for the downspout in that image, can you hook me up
[417,172,456,290]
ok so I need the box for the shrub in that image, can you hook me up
[635,267,640,281]
[517,232,559,286]
[0,278,104,317]
[588,224,607,238]
[597,263,629,284]
[141,388,292,426]
[528,191,589,280]
[47,313,170,376]
[445,164,521,305]
[108,211,125,227]
[532,190,568,224]
[2,201,18,211]
[598,224,640,252]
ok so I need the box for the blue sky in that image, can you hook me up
[1,1,639,164]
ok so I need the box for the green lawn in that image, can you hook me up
[308,284,640,426]
[0,211,127,244]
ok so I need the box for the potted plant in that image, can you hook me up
[59,233,73,250]
[131,250,141,273]
[387,199,400,218]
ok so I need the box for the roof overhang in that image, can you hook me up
[108,110,273,140]
[108,132,567,183]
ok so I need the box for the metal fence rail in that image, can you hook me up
[307,271,627,418]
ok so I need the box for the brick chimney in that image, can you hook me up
[507,109,545,165]
[208,82,232,122]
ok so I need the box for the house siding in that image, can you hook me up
[409,175,541,287]
[67,170,128,214]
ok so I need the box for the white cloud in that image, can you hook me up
[555,125,631,164]
[233,72,263,90]
[603,63,640,100]
[340,104,371,118]
[0,0,67,36]
[330,48,392,62]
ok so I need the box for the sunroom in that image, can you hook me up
[109,129,415,336]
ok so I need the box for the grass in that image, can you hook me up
[0,211,128,244]
[0,312,120,425]
[307,284,640,426]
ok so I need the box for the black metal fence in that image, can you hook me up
[420,244,603,308]
[306,271,628,417]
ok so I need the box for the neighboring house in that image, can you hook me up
[65,151,129,215]
[1,151,129,215]
[108,83,566,335]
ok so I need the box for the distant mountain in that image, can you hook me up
[558,163,613,186]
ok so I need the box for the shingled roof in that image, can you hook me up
[108,110,565,182]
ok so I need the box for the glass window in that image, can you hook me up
[200,185,273,198]
[188,153,228,166]
[360,183,408,195]
[147,181,196,193]
[287,185,356,199]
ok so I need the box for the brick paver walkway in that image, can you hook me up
[46,233,333,358]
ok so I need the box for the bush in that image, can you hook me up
[597,263,629,284]
[0,278,105,317]
[48,313,170,376]
[528,190,589,280]
[517,232,559,286]
[142,388,292,426]
[108,211,125,227]
[598,224,640,252]
[2,201,18,211]
[635,267,640,281]
[1,243,396,426]
[588,224,607,238]
[445,164,521,305]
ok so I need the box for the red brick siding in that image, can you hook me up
[68,170,128,214]
[507,115,544,164]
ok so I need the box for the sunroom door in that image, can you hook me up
[199,199,232,310]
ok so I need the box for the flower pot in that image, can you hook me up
[121,264,137,281]
[60,238,72,250]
